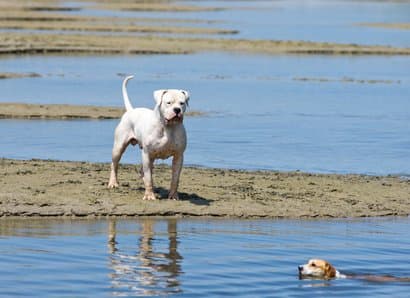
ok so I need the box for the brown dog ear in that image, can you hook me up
[325,263,336,279]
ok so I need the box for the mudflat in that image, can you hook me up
[0,103,124,119]
[0,103,204,119]
[0,0,409,56]
[358,23,410,30]
[2,32,409,56]
[1,159,409,218]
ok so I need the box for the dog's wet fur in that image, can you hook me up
[298,259,410,282]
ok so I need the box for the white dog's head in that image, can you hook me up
[298,259,337,280]
[154,89,190,125]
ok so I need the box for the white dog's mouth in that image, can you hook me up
[165,114,183,125]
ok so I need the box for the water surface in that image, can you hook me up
[1,53,409,175]
[69,0,410,47]
[0,217,409,297]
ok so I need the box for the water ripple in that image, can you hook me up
[0,218,409,297]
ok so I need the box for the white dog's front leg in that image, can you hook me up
[168,154,183,200]
[141,152,156,200]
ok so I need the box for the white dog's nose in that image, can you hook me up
[174,107,181,115]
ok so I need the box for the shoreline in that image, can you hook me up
[1,159,409,219]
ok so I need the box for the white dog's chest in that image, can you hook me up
[144,127,186,159]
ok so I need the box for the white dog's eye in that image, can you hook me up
[180,102,185,106]
[166,101,172,105]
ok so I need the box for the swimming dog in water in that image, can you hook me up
[298,259,410,282]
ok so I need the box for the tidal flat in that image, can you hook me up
[1,159,409,218]
[0,102,204,119]
[1,0,409,55]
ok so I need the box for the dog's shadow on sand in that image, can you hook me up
[155,187,212,206]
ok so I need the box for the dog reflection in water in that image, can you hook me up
[108,219,182,296]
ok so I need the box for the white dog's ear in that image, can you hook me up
[153,90,167,105]
[181,90,190,106]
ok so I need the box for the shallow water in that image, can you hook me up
[69,0,410,47]
[191,0,410,47]
[0,217,409,297]
[1,53,409,175]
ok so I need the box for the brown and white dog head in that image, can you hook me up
[298,259,338,280]
[154,89,190,125]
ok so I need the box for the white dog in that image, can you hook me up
[108,76,189,200]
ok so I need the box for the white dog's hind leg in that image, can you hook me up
[168,154,183,200]
[108,146,125,188]
[108,124,136,188]
[141,151,156,200]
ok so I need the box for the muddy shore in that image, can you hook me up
[358,23,410,30]
[0,0,409,56]
[0,103,204,119]
[1,159,409,218]
[2,32,409,56]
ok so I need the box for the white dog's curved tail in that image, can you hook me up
[122,75,134,112]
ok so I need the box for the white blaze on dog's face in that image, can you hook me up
[154,89,190,125]
[298,259,337,279]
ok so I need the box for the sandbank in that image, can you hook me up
[0,0,409,56]
[1,159,409,218]
[0,103,204,119]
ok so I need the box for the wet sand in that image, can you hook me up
[1,1,409,56]
[358,23,410,30]
[0,72,41,79]
[1,32,409,56]
[0,103,204,120]
[0,20,238,36]
[92,1,225,12]
[1,159,409,218]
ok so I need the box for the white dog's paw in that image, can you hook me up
[108,181,119,188]
[143,192,157,201]
[168,192,179,200]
